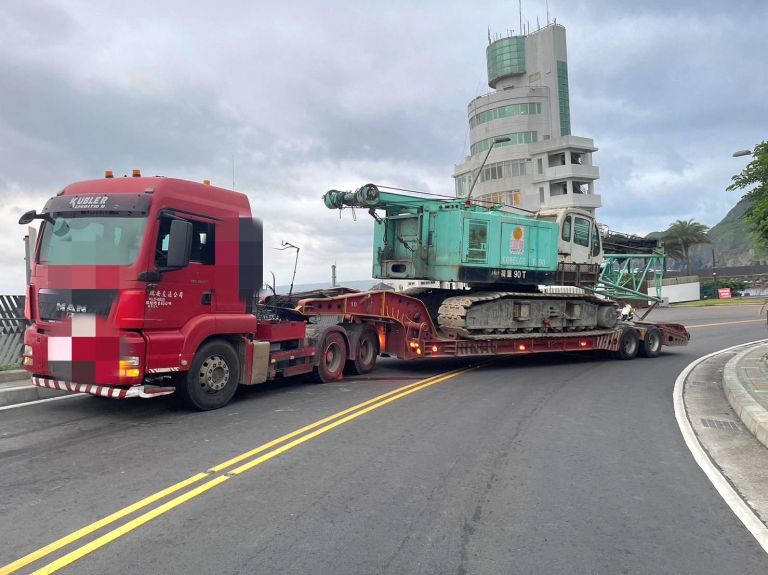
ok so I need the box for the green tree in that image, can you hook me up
[662,219,710,275]
[727,141,768,249]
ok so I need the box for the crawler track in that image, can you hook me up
[436,291,618,340]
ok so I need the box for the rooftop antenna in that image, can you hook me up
[231,153,236,191]
[546,0,550,25]
[519,0,522,38]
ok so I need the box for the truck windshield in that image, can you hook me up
[38,216,147,266]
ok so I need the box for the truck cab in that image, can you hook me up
[20,174,273,409]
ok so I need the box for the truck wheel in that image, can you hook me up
[312,332,347,383]
[640,327,662,358]
[614,326,639,360]
[345,327,379,375]
[177,340,240,410]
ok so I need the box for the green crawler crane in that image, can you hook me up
[323,184,619,338]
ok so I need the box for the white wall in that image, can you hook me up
[647,281,700,303]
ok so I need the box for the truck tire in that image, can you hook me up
[614,326,639,360]
[345,327,379,375]
[312,332,347,383]
[177,340,240,410]
[640,327,662,358]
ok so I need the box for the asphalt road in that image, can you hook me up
[1,305,767,574]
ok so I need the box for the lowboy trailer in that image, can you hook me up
[296,290,690,369]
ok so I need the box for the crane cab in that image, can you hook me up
[535,208,603,266]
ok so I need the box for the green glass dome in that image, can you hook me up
[486,37,526,88]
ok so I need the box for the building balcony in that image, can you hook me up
[537,163,599,182]
[545,193,602,210]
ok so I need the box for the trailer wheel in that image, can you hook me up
[345,327,379,375]
[177,340,240,410]
[614,326,639,360]
[640,327,662,358]
[312,332,347,383]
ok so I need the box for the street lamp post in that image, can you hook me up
[465,136,511,206]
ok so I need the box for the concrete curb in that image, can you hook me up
[0,384,67,407]
[723,344,768,450]
[0,369,28,383]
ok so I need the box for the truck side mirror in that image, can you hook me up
[19,210,37,225]
[166,220,193,268]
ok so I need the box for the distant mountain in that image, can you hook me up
[691,197,766,269]
[646,197,766,270]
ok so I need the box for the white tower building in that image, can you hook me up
[453,24,601,214]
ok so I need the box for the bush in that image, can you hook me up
[700,278,747,299]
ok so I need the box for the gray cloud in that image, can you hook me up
[0,0,765,292]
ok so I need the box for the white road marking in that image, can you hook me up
[0,393,86,411]
[674,339,768,554]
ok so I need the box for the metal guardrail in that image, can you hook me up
[0,295,25,366]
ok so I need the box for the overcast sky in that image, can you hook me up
[1,0,766,292]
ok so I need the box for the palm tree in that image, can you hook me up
[662,219,710,275]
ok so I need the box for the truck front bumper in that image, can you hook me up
[31,376,175,399]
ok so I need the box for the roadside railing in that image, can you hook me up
[0,295,25,366]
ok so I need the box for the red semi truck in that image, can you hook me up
[19,174,689,410]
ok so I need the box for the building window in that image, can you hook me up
[548,153,566,167]
[455,172,473,197]
[537,158,543,174]
[478,159,531,183]
[551,182,568,196]
[469,102,542,128]
[470,131,538,156]
[557,60,571,136]
[476,191,520,208]
[487,36,526,88]
[539,187,545,204]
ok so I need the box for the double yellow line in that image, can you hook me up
[1,364,479,575]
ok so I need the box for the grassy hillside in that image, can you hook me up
[644,197,766,269]
[691,197,766,268]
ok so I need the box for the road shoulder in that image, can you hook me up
[678,342,768,551]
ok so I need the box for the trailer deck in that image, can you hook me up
[297,290,690,362]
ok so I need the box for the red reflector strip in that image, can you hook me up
[31,377,174,399]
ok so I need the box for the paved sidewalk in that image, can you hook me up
[724,343,768,449]
[0,370,66,407]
